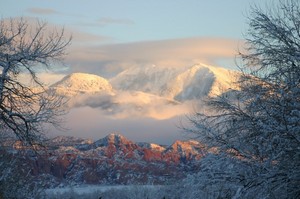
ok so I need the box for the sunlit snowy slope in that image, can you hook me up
[49,64,239,119]
[111,63,239,101]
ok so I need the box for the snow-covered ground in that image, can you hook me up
[46,185,125,195]
[45,185,164,198]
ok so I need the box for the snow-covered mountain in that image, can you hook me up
[50,63,238,101]
[47,64,239,119]
[50,72,113,96]
[110,63,239,101]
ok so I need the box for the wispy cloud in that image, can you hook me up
[71,30,112,44]
[26,7,59,15]
[75,17,135,27]
[97,17,134,25]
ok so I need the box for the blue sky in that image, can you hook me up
[1,0,265,43]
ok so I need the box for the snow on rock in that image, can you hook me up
[11,134,209,187]
[166,140,206,158]
[110,63,239,101]
[49,136,92,146]
[50,73,113,96]
[137,142,166,152]
[93,133,132,147]
[110,64,180,99]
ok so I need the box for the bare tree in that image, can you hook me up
[185,1,300,198]
[0,18,71,198]
[0,18,71,146]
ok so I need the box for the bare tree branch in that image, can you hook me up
[0,18,71,146]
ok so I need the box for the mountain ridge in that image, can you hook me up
[10,133,207,187]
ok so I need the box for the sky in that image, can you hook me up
[0,0,270,144]
[0,0,269,77]
[1,0,260,42]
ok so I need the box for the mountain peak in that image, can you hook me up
[137,142,166,152]
[50,72,113,95]
[167,140,205,156]
[94,133,132,147]
[106,133,127,142]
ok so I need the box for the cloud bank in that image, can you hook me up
[56,106,184,145]
[5,17,242,79]
[67,37,242,77]
[68,91,193,120]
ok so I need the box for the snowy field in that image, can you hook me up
[45,185,169,199]
[46,185,128,195]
